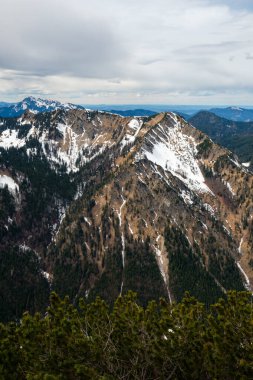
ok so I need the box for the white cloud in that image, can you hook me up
[1,0,253,104]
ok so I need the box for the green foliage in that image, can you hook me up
[0,291,252,379]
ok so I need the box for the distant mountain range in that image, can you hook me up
[209,107,253,122]
[1,97,253,122]
[0,96,84,117]
[101,106,253,122]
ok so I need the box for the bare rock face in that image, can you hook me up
[0,108,252,320]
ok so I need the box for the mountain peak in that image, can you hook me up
[0,96,84,118]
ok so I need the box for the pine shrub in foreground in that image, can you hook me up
[0,291,252,379]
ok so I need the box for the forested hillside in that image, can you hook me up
[189,111,253,169]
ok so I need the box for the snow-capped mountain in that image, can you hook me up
[0,96,84,118]
[0,108,124,173]
[0,108,252,321]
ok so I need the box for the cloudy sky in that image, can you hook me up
[1,0,253,105]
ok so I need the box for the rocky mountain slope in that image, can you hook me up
[1,109,253,321]
[0,96,84,118]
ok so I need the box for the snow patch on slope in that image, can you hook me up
[229,157,241,168]
[222,179,235,196]
[237,262,251,290]
[0,129,25,149]
[35,122,109,173]
[121,118,143,149]
[137,113,212,194]
[203,203,216,217]
[54,124,80,172]
[116,194,127,295]
[128,118,141,131]
[237,238,251,291]
[154,236,172,303]
[0,174,19,193]
[180,190,194,205]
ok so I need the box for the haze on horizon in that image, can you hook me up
[1,0,253,106]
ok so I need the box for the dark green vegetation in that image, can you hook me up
[0,186,16,241]
[0,291,252,380]
[0,145,76,203]
[0,145,76,323]
[0,246,49,323]
[165,225,244,305]
[189,111,253,168]
[165,225,223,304]
[0,144,75,240]
[123,238,168,305]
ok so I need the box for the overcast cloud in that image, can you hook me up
[1,0,253,105]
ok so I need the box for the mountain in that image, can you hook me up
[210,106,253,122]
[0,96,84,118]
[0,109,253,322]
[189,111,253,169]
